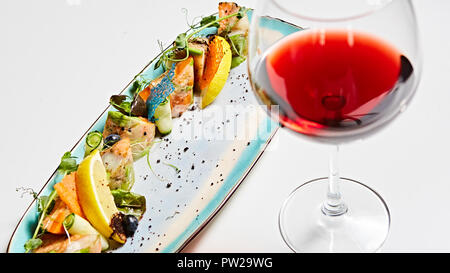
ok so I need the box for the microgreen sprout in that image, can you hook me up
[154,7,249,70]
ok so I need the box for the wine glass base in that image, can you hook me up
[279,178,390,253]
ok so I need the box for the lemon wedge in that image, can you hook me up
[76,150,125,244]
[200,36,232,109]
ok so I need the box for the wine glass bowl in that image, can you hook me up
[249,0,421,144]
[247,0,421,252]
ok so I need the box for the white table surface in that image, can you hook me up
[1,0,448,253]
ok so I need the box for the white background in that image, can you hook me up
[1,0,449,252]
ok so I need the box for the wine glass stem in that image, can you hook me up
[321,145,348,216]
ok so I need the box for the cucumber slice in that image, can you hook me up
[154,98,173,135]
[63,213,109,251]
[84,131,103,157]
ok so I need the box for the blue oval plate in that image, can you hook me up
[7,10,301,253]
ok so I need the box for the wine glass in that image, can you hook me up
[247,0,421,252]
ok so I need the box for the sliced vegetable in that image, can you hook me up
[63,213,109,251]
[199,36,232,108]
[154,98,173,135]
[84,131,103,157]
[111,189,147,220]
[187,46,204,55]
[53,172,85,218]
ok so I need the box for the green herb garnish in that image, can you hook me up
[110,95,133,116]
[111,189,146,219]
[163,162,181,174]
[200,15,220,28]
[37,195,55,214]
[236,6,247,19]
[16,187,55,252]
[16,187,38,199]
[57,152,78,175]
[228,33,248,69]
[175,33,188,50]
[24,238,43,252]
[24,151,78,252]
[24,189,57,253]
[154,7,249,70]
[129,75,152,97]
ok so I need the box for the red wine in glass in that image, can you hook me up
[253,29,414,143]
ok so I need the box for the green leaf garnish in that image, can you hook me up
[38,195,55,214]
[200,15,220,28]
[231,55,246,69]
[25,190,57,253]
[130,76,152,95]
[175,33,187,49]
[237,7,247,19]
[110,95,132,116]
[24,238,43,252]
[229,34,246,56]
[228,33,248,69]
[111,189,146,219]
[57,152,78,175]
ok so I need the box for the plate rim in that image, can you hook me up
[174,126,278,252]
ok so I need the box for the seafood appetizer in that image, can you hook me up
[22,2,250,253]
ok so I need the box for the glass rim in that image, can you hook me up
[269,0,397,23]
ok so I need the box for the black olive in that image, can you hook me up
[104,134,121,147]
[123,215,139,237]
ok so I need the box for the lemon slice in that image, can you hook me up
[200,36,232,109]
[76,150,125,244]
